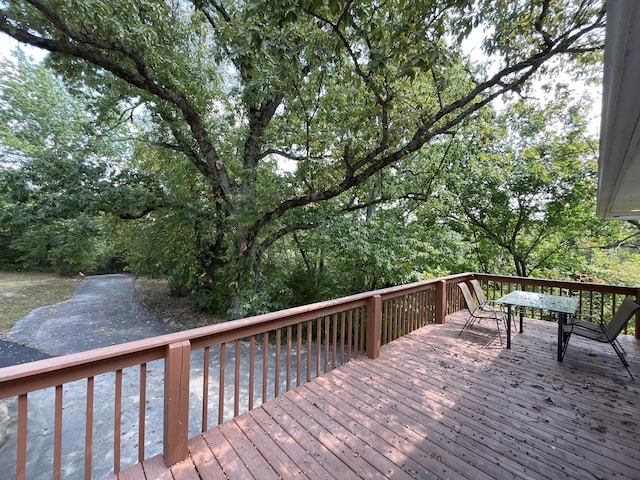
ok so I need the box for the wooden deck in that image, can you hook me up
[109,311,640,479]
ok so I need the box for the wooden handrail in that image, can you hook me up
[0,271,636,479]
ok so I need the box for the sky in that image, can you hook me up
[1,35,46,61]
[0,35,17,59]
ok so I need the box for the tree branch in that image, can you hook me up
[1,1,237,205]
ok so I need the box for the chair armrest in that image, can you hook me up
[482,300,506,312]
[571,313,604,325]
[569,314,607,333]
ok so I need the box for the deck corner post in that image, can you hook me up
[435,280,447,324]
[366,294,382,359]
[164,340,191,466]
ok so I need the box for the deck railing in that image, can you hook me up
[473,273,640,334]
[0,272,637,479]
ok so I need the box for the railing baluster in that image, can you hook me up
[286,326,292,391]
[249,336,255,410]
[393,298,399,339]
[54,385,63,480]
[202,347,210,432]
[263,333,268,404]
[234,339,241,417]
[332,313,338,369]
[347,310,353,360]
[296,325,302,387]
[275,329,281,397]
[354,308,361,355]
[114,370,122,473]
[85,376,94,479]
[218,343,226,424]
[384,298,391,343]
[340,311,346,365]
[324,316,330,373]
[315,318,321,378]
[17,394,27,480]
[138,364,146,462]
[413,293,418,330]
[361,306,367,354]
[306,320,312,383]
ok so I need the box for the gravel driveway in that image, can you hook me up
[0,274,176,367]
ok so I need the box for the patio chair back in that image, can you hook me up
[458,282,477,312]
[470,279,487,306]
[605,296,640,339]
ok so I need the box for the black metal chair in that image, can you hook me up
[561,296,640,379]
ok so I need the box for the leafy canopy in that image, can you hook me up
[0,1,607,313]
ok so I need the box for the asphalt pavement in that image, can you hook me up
[0,274,176,367]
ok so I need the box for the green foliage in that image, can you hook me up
[9,216,101,275]
[1,1,622,318]
[438,92,600,278]
[0,51,160,274]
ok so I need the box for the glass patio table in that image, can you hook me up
[495,291,579,360]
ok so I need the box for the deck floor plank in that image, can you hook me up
[114,312,640,480]
[140,455,175,480]
[340,342,576,479]
[247,407,337,479]
[303,371,485,480]
[332,361,545,480]
[274,393,384,478]
[260,397,353,478]
[115,463,145,480]
[398,338,640,465]
[400,325,640,472]
[187,435,226,480]
[289,386,417,479]
[217,417,280,480]
[233,412,304,478]
[168,457,200,480]
[202,426,253,478]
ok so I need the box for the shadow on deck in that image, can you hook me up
[110,311,640,479]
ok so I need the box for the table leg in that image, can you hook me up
[519,307,524,333]
[557,312,566,361]
[506,304,512,349]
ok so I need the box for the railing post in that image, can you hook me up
[164,340,191,466]
[367,294,382,359]
[435,280,447,324]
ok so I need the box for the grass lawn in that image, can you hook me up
[0,272,82,336]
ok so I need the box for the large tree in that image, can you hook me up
[0,0,606,314]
